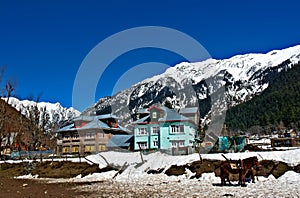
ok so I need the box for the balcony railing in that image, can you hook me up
[62,137,81,143]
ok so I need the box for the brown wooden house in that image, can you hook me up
[56,114,131,155]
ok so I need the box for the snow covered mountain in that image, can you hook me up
[83,45,300,127]
[7,97,81,127]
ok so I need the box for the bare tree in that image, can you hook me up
[0,66,17,155]
[25,97,45,151]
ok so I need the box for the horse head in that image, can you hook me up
[242,156,260,170]
[253,156,259,166]
[253,156,260,170]
[248,156,260,170]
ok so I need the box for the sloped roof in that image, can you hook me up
[118,125,132,133]
[106,135,133,148]
[133,115,150,124]
[96,114,119,120]
[83,119,111,130]
[159,107,191,122]
[73,115,95,122]
[133,106,195,124]
[179,107,199,114]
[56,123,77,132]
[56,115,131,133]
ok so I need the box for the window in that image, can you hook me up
[99,144,106,151]
[153,141,159,147]
[63,146,70,153]
[170,125,184,134]
[171,140,185,148]
[72,146,79,153]
[85,145,95,152]
[151,126,160,135]
[152,112,157,118]
[138,142,147,149]
[179,141,185,147]
[137,127,148,136]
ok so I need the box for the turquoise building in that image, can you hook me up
[133,105,199,155]
[210,136,247,153]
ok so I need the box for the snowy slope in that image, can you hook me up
[85,149,300,173]
[7,97,80,124]
[84,45,300,127]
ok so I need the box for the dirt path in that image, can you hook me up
[0,160,99,198]
[0,177,91,198]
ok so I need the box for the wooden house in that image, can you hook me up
[56,114,131,155]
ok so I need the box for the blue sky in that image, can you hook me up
[0,0,300,111]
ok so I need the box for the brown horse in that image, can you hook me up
[220,156,259,186]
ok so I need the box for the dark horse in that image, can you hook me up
[220,156,259,186]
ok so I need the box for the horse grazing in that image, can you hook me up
[220,156,259,186]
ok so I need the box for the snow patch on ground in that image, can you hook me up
[9,149,300,197]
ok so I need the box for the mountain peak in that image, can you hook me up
[7,97,81,123]
[86,44,300,128]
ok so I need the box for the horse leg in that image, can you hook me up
[251,168,259,183]
[221,174,227,186]
[239,170,244,186]
[240,170,247,187]
[226,174,232,185]
[220,169,225,186]
[220,168,229,186]
[221,176,225,186]
[251,169,255,183]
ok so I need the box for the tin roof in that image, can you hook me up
[96,114,119,120]
[133,115,150,124]
[56,115,131,133]
[179,107,199,114]
[56,123,77,132]
[106,135,133,148]
[73,115,95,122]
[158,107,191,122]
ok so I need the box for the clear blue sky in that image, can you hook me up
[1,0,300,111]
